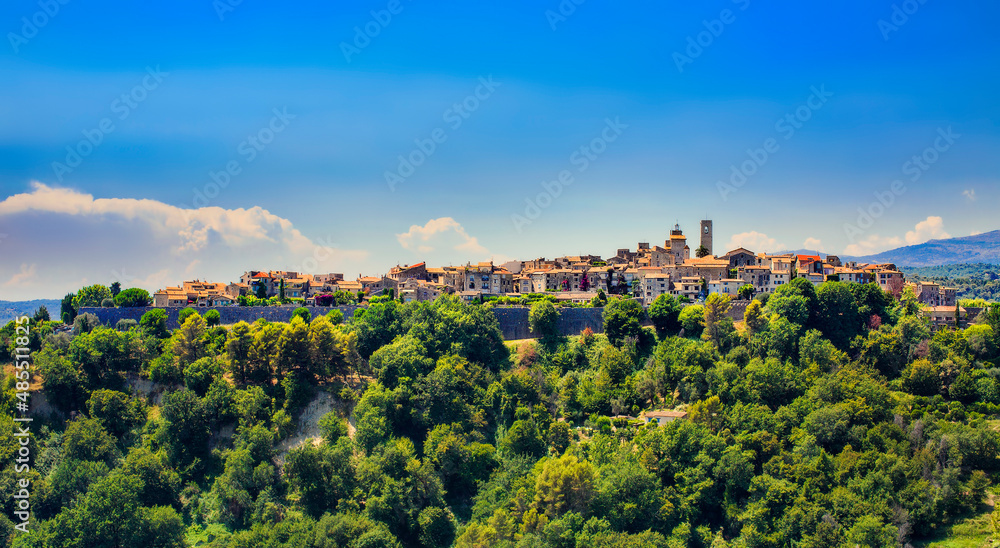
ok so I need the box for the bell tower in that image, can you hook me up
[700,220,713,257]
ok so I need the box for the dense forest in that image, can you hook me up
[2,279,1000,547]
[902,263,1000,303]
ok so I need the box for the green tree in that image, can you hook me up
[204,309,221,327]
[225,321,253,384]
[308,315,347,379]
[33,305,50,323]
[114,288,151,307]
[69,326,143,388]
[318,411,348,445]
[418,506,457,548]
[680,305,705,338]
[695,245,711,258]
[87,389,147,439]
[702,293,734,350]
[184,357,222,396]
[547,421,572,454]
[738,284,755,301]
[327,308,345,324]
[844,515,895,548]
[172,313,207,366]
[370,334,433,389]
[61,292,78,323]
[255,282,268,300]
[603,298,645,347]
[531,453,596,519]
[36,347,85,412]
[985,303,1000,345]
[247,322,283,384]
[744,299,767,335]
[63,416,118,464]
[767,277,818,327]
[139,309,169,338]
[499,419,546,459]
[110,281,121,296]
[849,282,894,328]
[814,281,861,349]
[648,294,682,339]
[73,284,113,308]
[292,307,311,323]
[530,300,561,344]
[156,388,211,470]
[277,316,311,375]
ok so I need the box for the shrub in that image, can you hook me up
[292,307,311,323]
[115,319,138,331]
[114,288,151,308]
[318,411,348,444]
[178,308,197,324]
[204,309,221,327]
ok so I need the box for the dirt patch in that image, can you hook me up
[275,391,350,465]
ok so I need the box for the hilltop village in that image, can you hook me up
[153,220,959,321]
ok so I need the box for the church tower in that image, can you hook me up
[700,220,713,257]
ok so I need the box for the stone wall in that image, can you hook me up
[727,300,750,321]
[491,306,607,340]
[78,306,362,330]
[79,301,744,340]
[78,304,606,340]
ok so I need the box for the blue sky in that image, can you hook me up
[0,0,998,299]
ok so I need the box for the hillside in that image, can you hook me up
[901,263,1000,302]
[850,230,1000,267]
[0,299,60,325]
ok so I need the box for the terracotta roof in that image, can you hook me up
[644,410,688,419]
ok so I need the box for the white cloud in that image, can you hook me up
[972,230,983,236]
[843,234,904,256]
[843,216,949,256]
[0,182,367,299]
[397,217,488,255]
[963,189,976,201]
[904,216,949,245]
[725,231,785,253]
[4,264,37,287]
[803,237,823,250]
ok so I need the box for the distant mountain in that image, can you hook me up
[849,230,1000,267]
[0,299,60,325]
[773,231,1000,267]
